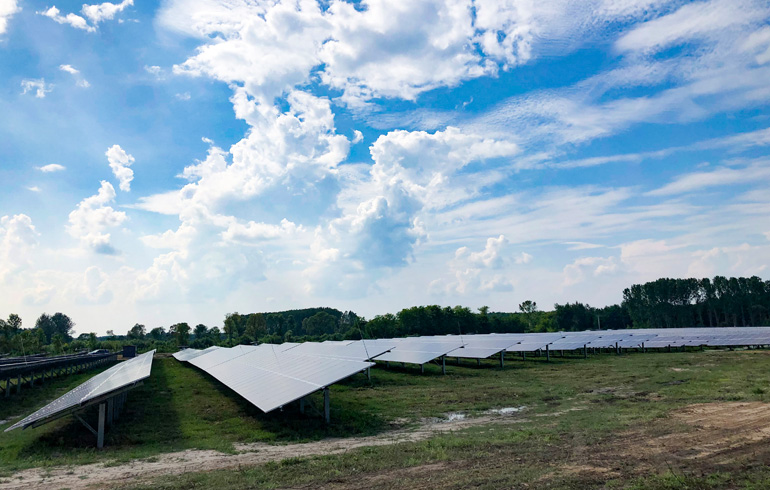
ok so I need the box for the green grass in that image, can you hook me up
[2,348,770,488]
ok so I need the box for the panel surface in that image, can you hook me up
[6,350,155,432]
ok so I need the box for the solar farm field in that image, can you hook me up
[3,347,770,489]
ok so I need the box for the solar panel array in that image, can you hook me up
[6,350,156,432]
[177,341,385,414]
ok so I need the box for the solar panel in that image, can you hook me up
[373,341,464,365]
[189,348,372,413]
[188,345,257,371]
[5,350,155,432]
[284,340,394,361]
[173,346,222,362]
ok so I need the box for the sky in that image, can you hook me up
[0,0,769,336]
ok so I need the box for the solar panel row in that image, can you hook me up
[176,341,392,421]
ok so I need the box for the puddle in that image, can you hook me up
[445,412,467,422]
[486,406,526,415]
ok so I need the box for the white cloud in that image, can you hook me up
[26,186,41,192]
[37,163,66,173]
[21,78,52,98]
[161,0,681,107]
[432,235,515,294]
[647,160,770,196]
[0,0,20,36]
[563,256,618,287]
[352,130,363,144]
[38,6,93,31]
[175,92,191,101]
[615,0,764,53]
[81,0,133,24]
[515,252,533,264]
[0,214,38,283]
[39,0,132,32]
[67,181,127,254]
[60,64,90,88]
[105,144,135,192]
[59,64,79,75]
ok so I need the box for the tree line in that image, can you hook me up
[2,275,768,356]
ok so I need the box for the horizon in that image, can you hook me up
[1,0,769,336]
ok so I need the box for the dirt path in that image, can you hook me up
[0,412,528,490]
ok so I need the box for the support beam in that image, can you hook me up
[545,344,550,362]
[420,363,424,374]
[500,351,504,368]
[583,344,588,359]
[366,367,371,382]
[107,397,114,427]
[442,355,446,375]
[97,402,106,449]
[477,358,480,367]
[323,388,330,424]
[75,414,98,437]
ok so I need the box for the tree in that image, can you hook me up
[302,311,337,336]
[193,324,209,339]
[149,327,166,341]
[51,312,75,341]
[51,333,65,354]
[88,332,98,350]
[224,313,239,345]
[519,300,539,330]
[170,322,191,346]
[127,323,146,340]
[7,313,21,334]
[35,313,57,344]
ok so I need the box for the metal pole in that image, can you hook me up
[366,367,371,381]
[500,351,504,368]
[477,358,480,367]
[615,342,619,355]
[442,355,446,375]
[97,402,106,449]
[546,345,550,362]
[420,363,424,374]
[323,388,330,423]
[583,344,587,359]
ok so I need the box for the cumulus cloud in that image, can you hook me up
[59,64,90,88]
[38,0,132,32]
[161,0,672,107]
[21,78,52,98]
[37,163,66,173]
[106,144,135,192]
[0,214,38,282]
[67,181,127,254]
[0,0,20,36]
[432,235,516,294]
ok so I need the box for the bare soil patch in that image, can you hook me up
[0,413,526,490]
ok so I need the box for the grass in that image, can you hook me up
[2,348,770,488]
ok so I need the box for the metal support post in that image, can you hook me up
[442,355,446,375]
[420,363,424,374]
[367,367,371,381]
[500,351,504,368]
[107,397,114,427]
[546,345,550,362]
[583,344,587,359]
[615,342,620,355]
[97,402,106,449]
[323,388,330,424]
[477,358,480,367]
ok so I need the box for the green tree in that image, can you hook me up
[88,332,98,350]
[127,323,146,340]
[169,322,191,346]
[193,323,209,339]
[51,332,65,354]
[519,300,539,330]
[35,313,56,344]
[149,327,166,341]
[51,312,75,341]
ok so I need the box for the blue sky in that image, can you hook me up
[1,0,769,335]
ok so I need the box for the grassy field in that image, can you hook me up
[2,349,770,488]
